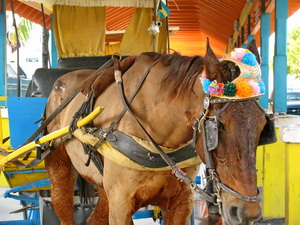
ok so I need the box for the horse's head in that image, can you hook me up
[195,40,269,224]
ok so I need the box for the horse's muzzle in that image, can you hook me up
[222,195,262,225]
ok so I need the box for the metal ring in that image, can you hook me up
[203,96,210,109]
[111,53,122,61]
[190,182,196,190]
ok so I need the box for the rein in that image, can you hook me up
[19,59,114,168]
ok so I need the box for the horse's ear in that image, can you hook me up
[204,38,220,80]
[247,39,261,64]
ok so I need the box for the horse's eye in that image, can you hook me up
[218,121,226,131]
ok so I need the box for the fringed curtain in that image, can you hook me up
[53,5,106,58]
[25,0,154,7]
[119,8,167,55]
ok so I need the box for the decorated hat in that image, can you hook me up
[201,47,265,99]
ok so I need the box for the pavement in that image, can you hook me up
[0,186,23,221]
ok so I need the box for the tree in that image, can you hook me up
[287,25,300,78]
[7,17,32,52]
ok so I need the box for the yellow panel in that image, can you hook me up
[5,170,49,191]
[285,143,300,225]
[0,170,9,186]
[262,129,285,218]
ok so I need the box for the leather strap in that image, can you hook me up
[20,59,114,166]
[105,130,197,168]
[22,59,113,148]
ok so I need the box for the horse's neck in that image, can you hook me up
[136,75,203,149]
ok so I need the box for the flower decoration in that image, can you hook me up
[230,48,258,66]
[224,82,236,97]
[202,78,211,94]
[200,47,265,99]
[258,81,266,94]
[230,48,249,62]
[208,81,224,96]
[201,78,265,98]
[235,80,254,97]
[241,52,258,66]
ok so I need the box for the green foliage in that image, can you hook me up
[17,18,33,46]
[287,25,300,78]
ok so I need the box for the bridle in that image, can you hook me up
[191,95,263,214]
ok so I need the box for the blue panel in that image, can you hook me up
[7,97,48,148]
[133,210,154,219]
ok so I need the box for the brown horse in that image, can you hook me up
[45,40,267,225]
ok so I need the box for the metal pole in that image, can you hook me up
[10,0,20,97]
[153,0,157,52]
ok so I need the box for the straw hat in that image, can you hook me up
[201,47,265,99]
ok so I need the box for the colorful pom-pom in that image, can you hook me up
[208,81,224,96]
[201,78,211,93]
[224,82,236,97]
[258,81,265,94]
[230,48,248,62]
[241,52,258,66]
[235,80,254,97]
[248,80,260,95]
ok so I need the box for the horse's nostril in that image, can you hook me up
[229,206,245,223]
[230,206,238,219]
[228,203,262,224]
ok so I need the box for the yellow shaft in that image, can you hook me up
[0,106,104,167]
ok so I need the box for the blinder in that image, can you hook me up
[199,97,277,150]
[204,119,218,151]
[258,113,277,146]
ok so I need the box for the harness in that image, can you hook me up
[105,57,275,211]
[74,56,277,210]
[21,53,275,214]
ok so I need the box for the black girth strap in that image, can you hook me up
[104,130,197,168]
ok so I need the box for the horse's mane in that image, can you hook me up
[151,52,204,99]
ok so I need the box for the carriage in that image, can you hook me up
[0,0,287,224]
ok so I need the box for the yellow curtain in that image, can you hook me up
[119,8,167,55]
[53,5,106,58]
[105,42,121,55]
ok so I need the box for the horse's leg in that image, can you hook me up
[162,191,193,225]
[105,190,133,225]
[45,145,77,225]
[159,186,195,225]
[87,186,109,225]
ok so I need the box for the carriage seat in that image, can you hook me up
[26,56,113,97]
